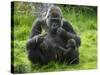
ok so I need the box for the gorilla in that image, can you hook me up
[26,5,81,65]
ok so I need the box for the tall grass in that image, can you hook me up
[11,4,97,73]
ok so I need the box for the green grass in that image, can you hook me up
[12,6,97,73]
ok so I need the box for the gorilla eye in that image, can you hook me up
[50,17,62,21]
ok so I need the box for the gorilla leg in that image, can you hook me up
[28,47,47,65]
[67,48,79,64]
[26,37,56,65]
[26,38,46,65]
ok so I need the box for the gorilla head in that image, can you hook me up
[46,6,63,34]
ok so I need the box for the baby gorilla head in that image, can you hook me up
[46,6,63,34]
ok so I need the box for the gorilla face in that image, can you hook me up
[46,6,63,34]
[49,18,62,31]
[47,16,62,34]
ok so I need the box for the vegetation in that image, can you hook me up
[11,2,97,73]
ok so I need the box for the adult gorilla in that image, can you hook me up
[26,5,81,65]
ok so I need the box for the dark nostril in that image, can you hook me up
[53,23,57,27]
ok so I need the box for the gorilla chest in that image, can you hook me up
[44,34,67,49]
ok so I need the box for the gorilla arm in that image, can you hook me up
[29,18,42,38]
[57,27,81,47]
[26,18,44,50]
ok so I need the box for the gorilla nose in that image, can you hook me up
[52,23,58,27]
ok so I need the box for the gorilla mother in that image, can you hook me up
[26,6,81,65]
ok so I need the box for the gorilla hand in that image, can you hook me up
[57,27,66,36]
[33,34,44,44]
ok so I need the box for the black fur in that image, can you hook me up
[26,6,81,65]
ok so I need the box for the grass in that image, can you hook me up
[11,5,97,73]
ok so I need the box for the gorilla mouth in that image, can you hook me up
[51,28,58,34]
